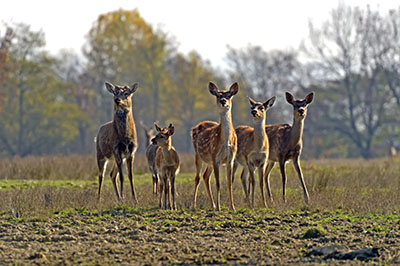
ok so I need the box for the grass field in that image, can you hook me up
[0,155,399,264]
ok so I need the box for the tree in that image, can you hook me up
[55,50,97,153]
[0,26,14,114]
[164,51,224,151]
[225,45,303,124]
[302,4,396,158]
[0,24,84,156]
[83,9,172,125]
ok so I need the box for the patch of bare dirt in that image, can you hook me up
[0,208,399,265]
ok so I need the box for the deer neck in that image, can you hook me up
[160,141,174,165]
[113,108,135,139]
[253,118,267,149]
[146,135,152,145]
[219,108,234,143]
[289,116,304,148]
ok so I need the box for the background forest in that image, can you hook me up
[1,4,400,159]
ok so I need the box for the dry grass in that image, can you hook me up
[0,155,399,218]
[0,153,197,180]
[1,155,400,265]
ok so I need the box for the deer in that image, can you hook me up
[151,123,180,210]
[192,82,239,211]
[264,91,314,204]
[232,96,276,208]
[140,121,156,147]
[96,82,139,203]
[141,121,159,194]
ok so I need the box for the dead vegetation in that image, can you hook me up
[0,156,399,264]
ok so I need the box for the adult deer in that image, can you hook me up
[152,123,180,210]
[192,82,239,211]
[96,82,139,202]
[264,92,314,204]
[233,96,275,208]
[141,121,159,194]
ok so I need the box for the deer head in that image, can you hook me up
[248,96,276,122]
[285,92,314,120]
[151,123,175,147]
[208,82,239,112]
[140,121,156,143]
[105,82,138,111]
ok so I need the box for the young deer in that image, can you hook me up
[96,82,139,202]
[233,96,276,208]
[141,121,159,194]
[264,92,314,204]
[152,123,180,210]
[192,82,239,211]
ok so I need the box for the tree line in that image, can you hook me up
[1,4,400,159]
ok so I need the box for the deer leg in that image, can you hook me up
[154,167,160,195]
[264,161,275,203]
[293,156,310,204]
[114,152,124,200]
[247,162,256,209]
[226,157,236,211]
[193,154,203,209]
[240,167,249,205]
[152,173,157,194]
[203,166,216,210]
[213,163,221,211]
[232,161,238,184]
[171,173,176,210]
[97,158,107,202]
[258,164,267,208]
[159,174,164,209]
[279,159,287,203]
[127,155,138,204]
[163,174,168,210]
[168,176,173,210]
[155,173,159,194]
[110,164,121,200]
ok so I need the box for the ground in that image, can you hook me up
[0,157,399,265]
[0,207,399,265]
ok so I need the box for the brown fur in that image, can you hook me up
[233,96,275,208]
[96,82,139,202]
[264,92,314,204]
[141,121,159,194]
[192,82,239,211]
[145,144,159,194]
[152,123,180,210]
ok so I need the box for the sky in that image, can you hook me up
[0,0,398,68]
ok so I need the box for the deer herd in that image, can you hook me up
[96,81,314,211]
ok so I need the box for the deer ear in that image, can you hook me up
[130,83,138,94]
[154,123,162,132]
[248,96,257,106]
[305,92,314,104]
[209,82,218,96]
[229,82,239,96]
[168,123,175,136]
[285,92,294,105]
[264,96,276,108]
[105,82,115,94]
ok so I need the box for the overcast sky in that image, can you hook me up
[0,0,398,68]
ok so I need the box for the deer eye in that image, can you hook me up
[258,106,264,111]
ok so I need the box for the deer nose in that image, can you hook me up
[151,138,157,145]
[114,98,121,105]
[298,109,305,115]
[251,110,257,116]
[220,99,226,105]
